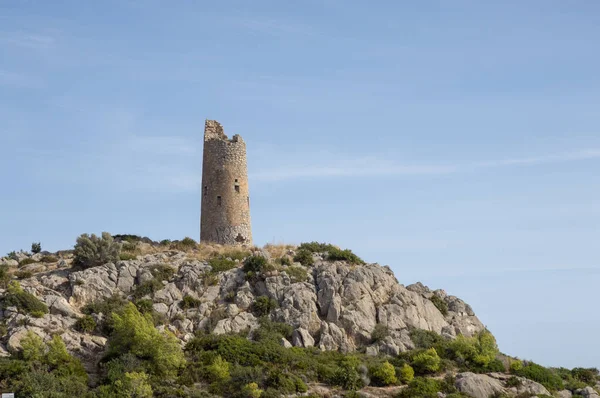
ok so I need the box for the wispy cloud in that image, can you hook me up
[251,148,600,182]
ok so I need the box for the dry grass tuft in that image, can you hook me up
[262,243,296,259]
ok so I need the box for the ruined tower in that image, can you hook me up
[200,120,252,245]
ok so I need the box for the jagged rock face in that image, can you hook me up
[0,250,486,368]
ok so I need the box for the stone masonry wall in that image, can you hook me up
[200,120,252,245]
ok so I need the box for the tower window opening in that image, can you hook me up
[235,185,240,193]
[247,196,250,206]
[203,186,207,196]
[217,196,222,206]
[235,179,238,182]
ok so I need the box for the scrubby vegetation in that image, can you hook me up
[297,242,365,265]
[3,281,48,317]
[31,242,42,254]
[0,332,88,396]
[430,294,448,316]
[73,232,122,269]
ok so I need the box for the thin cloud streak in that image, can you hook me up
[251,148,600,182]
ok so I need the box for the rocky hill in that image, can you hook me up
[0,235,598,398]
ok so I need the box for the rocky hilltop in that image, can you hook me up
[1,238,482,362]
[0,235,598,398]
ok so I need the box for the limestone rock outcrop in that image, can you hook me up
[0,246,487,371]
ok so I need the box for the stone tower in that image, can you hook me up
[200,120,252,245]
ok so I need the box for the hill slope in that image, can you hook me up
[0,236,598,397]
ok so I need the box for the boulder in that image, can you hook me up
[292,328,315,348]
[455,372,506,398]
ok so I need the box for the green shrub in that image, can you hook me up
[293,249,314,266]
[571,367,599,384]
[133,278,163,299]
[398,377,440,398]
[7,251,18,261]
[277,256,292,266]
[371,324,390,342]
[15,270,33,279]
[253,318,293,342]
[4,281,48,316]
[505,375,522,388]
[430,294,448,316]
[240,382,262,398]
[180,295,202,310]
[82,294,128,334]
[206,355,231,381]
[0,264,11,288]
[286,265,308,282]
[326,246,364,264]
[331,356,364,390]
[399,363,415,384]
[73,232,121,269]
[411,348,441,374]
[171,237,197,251]
[75,315,97,333]
[209,257,237,273]
[221,249,250,261]
[298,242,332,252]
[511,362,564,391]
[159,239,172,246]
[30,310,46,318]
[252,296,278,316]
[446,330,499,371]
[18,258,37,266]
[243,255,269,274]
[108,302,186,377]
[150,264,175,281]
[119,252,138,261]
[31,242,42,254]
[40,255,58,263]
[369,361,397,386]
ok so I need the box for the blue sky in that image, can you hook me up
[1,0,599,367]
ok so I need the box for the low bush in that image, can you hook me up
[75,315,97,333]
[293,249,314,266]
[371,324,390,343]
[430,294,448,316]
[398,363,415,384]
[252,296,278,316]
[243,256,269,274]
[277,256,292,266]
[73,232,121,269]
[369,361,397,386]
[4,281,48,316]
[398,377,440,398]
[286,265,308,282]
[133,279,163,299]
[171,237,198,251]
[150,264,175,281]
[326,246,364,264]
[18,258,37,266]
[297,242,365,264]
[411,348,441,375]
[15,270,33,279]
[511,362,564,391]
[119,252,138,261]
[0,264,11,288]
[107,302,186,378]
[40,255,58,263]
[209,256,237,273]
[252,318,293,342]
[180,295,202,310]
